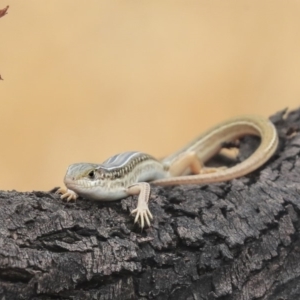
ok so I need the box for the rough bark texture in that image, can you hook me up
[1,109,300,300]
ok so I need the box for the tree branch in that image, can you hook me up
[1,108,300,299]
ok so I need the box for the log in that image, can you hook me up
[1,108,300,300]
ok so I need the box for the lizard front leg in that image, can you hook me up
[127,182,153,229]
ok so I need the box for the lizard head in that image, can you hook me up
[63,163,102,198]
[62,163,126,200]
[64,163,100,182]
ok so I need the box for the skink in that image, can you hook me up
[58,115,278,229]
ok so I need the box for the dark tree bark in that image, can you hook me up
[1,109,300,300]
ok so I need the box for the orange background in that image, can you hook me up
[1,1,300,191]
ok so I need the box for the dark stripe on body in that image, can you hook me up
[102,151,141,169]
[100,151,157,172]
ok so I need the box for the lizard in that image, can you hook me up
[57,115,278,229]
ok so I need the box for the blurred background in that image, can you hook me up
[1,1,300,191]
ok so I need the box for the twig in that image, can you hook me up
[0,6,9,81]
[0,5,9,18]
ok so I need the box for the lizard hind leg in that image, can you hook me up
[167,151,203,177]
[168,151,227,177]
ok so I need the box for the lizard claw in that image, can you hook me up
[56,187,78,202]
[131,207,153,229]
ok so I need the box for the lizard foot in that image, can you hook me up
[56,187,78,202]
[131,206,153,229]
[200,166,227,174]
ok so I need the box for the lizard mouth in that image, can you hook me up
[63,176,75,186]
[64,177,100,190]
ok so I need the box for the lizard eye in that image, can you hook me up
[88,170,95,179]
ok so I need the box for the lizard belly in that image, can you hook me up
[136,160,167,182]
[79,187,128,201]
